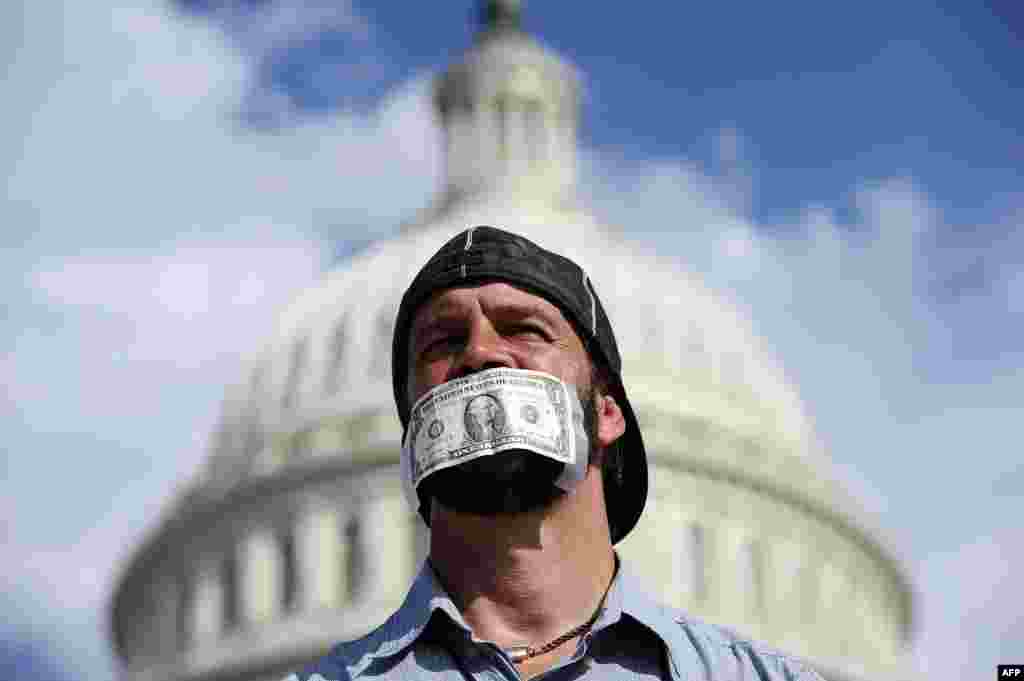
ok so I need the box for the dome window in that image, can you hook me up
[176,572,191,651]
[800,557,821,628]
[344,514,364,600]
[323,315,349,396]
[523,99,545,165]
[369,310,395,379]
[282,336,309,409]
[682,523,708,605]
[737,538,765,615]
[494,94,510,161]
[221,550,240,632]
[278,529,299,614]
[240,367,266,460]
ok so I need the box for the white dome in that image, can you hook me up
[112,10,913,681]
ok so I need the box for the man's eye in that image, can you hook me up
[423,335,461,354]
[507,324,547,340]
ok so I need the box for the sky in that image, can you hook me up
[2,1,1021,679]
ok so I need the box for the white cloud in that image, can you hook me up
[3,238,327,466]
[206,0,371,55]
[4,2,439,255]
[3,4,1021,681]
[28,238,326,362]
[1,5,438,680]
[186,0,384,123]
[914,528,1024,680]
[580,145,1024,678]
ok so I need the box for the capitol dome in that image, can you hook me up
[110,4,914,681]
[207,205,813,489]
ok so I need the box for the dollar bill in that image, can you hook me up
[404,368,578,490]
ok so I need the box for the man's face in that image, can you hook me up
[407,281,595,516]
[408,281,590,404]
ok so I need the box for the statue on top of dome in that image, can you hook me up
[479,0,523,34]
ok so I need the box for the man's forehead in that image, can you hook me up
[410,281,568,329]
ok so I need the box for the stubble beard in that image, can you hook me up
[423,387,599,517]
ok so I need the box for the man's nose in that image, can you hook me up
[451,320,514,378]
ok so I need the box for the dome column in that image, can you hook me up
[242,528,282,624]
[296,505,344,610]
[617,464,685,604]
[190,559,226,643]
[362,493,415,603]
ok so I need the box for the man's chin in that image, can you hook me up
[422,450,565,517]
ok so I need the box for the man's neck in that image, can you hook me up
[427,470,616,651]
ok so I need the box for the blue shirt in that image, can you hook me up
[284,557,824,681]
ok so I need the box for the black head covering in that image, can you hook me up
[392,226,647,544]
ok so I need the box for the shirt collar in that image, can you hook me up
[600,562,690,679]
[343,553,690,679]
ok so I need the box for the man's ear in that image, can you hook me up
[595,394,626,448]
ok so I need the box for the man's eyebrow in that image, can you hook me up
[408,314,462,359]
[413,299,561,331]
[483,300,562,324]
[412,314,462,339]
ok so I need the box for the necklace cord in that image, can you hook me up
[502,571,615,663]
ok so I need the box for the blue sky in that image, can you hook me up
[2,1,1021,680]
[185,0,1023,225]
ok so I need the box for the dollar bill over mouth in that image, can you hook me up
[402,368,581,492]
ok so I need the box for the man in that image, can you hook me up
[286,226,823,680]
